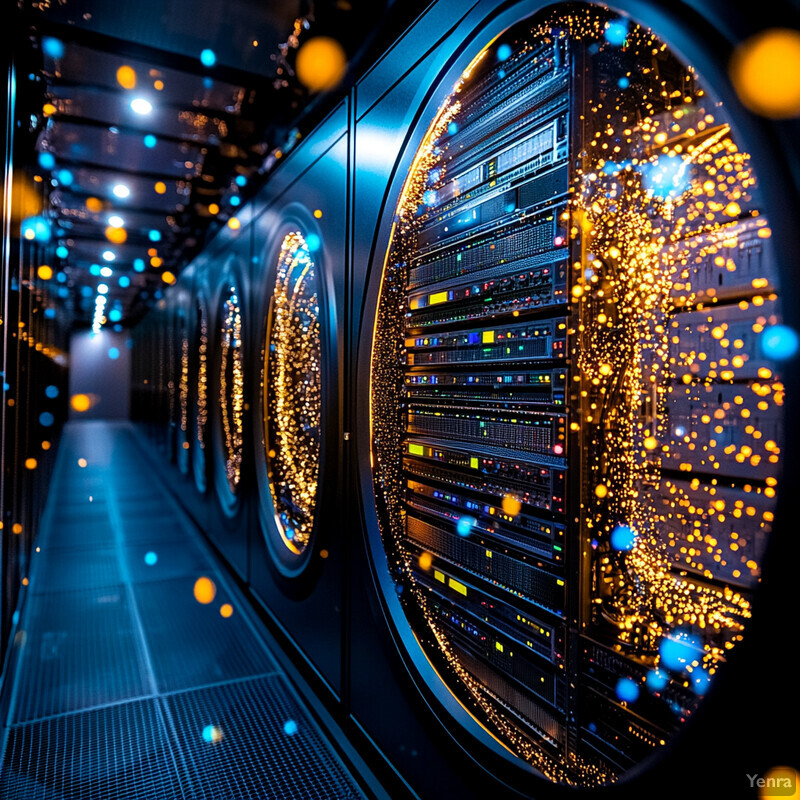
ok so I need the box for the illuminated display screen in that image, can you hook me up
[264,231,322,555]
[370,4,784,785]
[219,284,244,492]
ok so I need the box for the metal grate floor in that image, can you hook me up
[164,676,365,800]
[0,700,183,800]
[0,421,372,800]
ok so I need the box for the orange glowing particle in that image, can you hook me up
[644,436,658,450]
[22,577,29,586]
[320,549,329,559]
[151,256,163,268]
[419,552,433,570]
[595,484,608,498]
[502,495,522,516]
[41,441,51,450]
[730,29,800,118]
[70,393,92,412]
[182,441,190,449]
[153,79,164,91]
[12,523,22,534]
[78,458,87,468]
[193,576,216,604]
[313,209,323,219]
[147,247,157,257]
[724,201,741,217]
[227,217,241,230]
[208,203,220,215]
[296,37,347,92]
[162,271,176,284]
[25,458,37,470]
[116,65,137,90]
[42,103,56,117]
[105,226,128,244]
[154,181,167,194]
[220,603,233,618]
[86,197,103,212]
[37,265,53,280]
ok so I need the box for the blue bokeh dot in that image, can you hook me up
[610,524,636,551]
[615,677,640,703]
[497,43,512,61]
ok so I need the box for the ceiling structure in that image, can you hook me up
[15,0,410,328]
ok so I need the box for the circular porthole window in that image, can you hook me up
[191,295,210,494]
[368,3,785,786]
[214,280,245,515]
[176,306,190,475]
[260,230,323,574]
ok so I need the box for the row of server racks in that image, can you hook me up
[131,1,798,797]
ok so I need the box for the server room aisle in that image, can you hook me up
[0,421,369,800]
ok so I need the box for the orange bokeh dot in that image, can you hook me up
[154,181,167,194]
[70,393,92,412]
[116,65,136,90]
[296,37,347,92]
[37,265,53,280]
[105,226,128,244]
[502,495,522,517]
[162,271,176,284]
[730,29,800,118]
[227,217,241,230]
[25,458,37,470]
[419,552,433,570]
[194,576,216,604]
[86,197,103,212]
[220,603,233,618]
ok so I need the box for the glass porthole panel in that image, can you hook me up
[370,4,784,786]
[219,283,245,494]
[176,310,190,473]
[192,297,209,493]
[264,231,322,557]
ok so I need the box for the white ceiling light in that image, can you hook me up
[130,97,153,115]
[112,184,130,199]
[108,215,124,228]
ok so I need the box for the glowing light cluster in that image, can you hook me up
[265,232,322,554]
[195,302,209,453]
[219,286,244,490]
